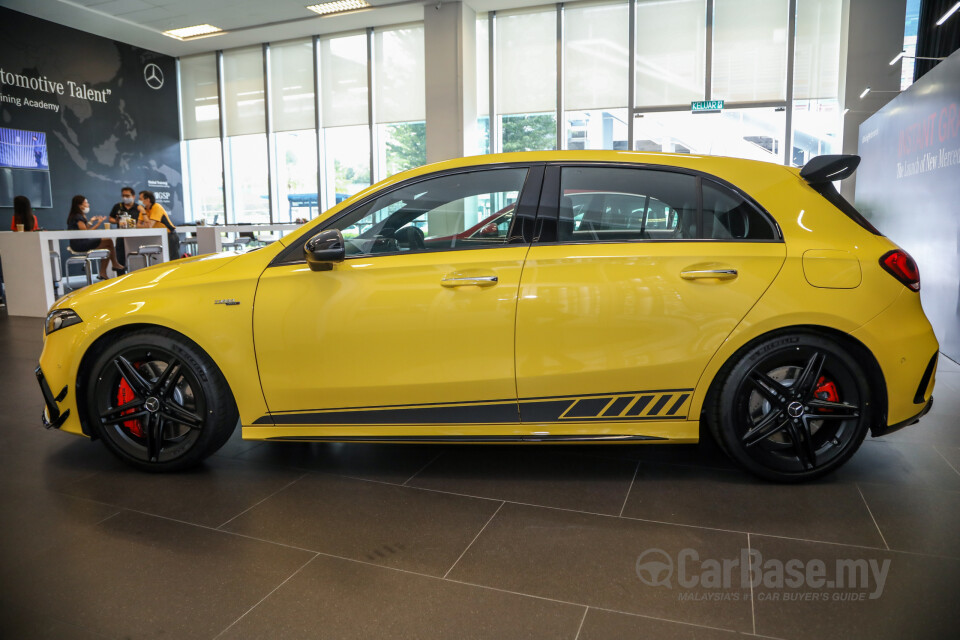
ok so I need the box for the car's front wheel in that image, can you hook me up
[710,332,874,482]
[84,328,238,472]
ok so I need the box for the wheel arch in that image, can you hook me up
[74,322,240,439]
[697,324,888,437]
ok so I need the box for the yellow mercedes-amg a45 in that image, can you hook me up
[36,151,938,481]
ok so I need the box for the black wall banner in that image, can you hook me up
[856,49,960,363]
[0,7,183,228]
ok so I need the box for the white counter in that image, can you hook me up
[0,228,169,317]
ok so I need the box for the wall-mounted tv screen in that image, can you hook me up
[0,127,53,208]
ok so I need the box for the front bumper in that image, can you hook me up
[36,365,70,429]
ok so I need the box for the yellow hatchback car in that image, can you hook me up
[36,151,938,482]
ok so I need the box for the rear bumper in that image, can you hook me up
[873,396,933,437]
[36,365,70,429]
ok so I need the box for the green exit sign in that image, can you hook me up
[691,100,724,113]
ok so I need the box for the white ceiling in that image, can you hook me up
[4,0,549,57]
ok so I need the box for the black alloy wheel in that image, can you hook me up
[711,333,873,482]
[85,329,238,471]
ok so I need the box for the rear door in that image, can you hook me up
[514,164,786,424]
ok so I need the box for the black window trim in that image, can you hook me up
[270,162,546,267]
[533,161,784,246]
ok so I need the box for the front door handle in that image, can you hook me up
[441,273,499,288]
[680,268,738,281]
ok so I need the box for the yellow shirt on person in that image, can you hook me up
[138,203,174,229]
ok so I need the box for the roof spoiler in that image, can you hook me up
[800,154,861,184]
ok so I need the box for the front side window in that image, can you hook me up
[332,168,527,256]
[559,167,698,242]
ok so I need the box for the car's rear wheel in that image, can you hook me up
[85,329,238,472]
[710,332,873,482]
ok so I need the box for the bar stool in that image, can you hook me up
[181,239,198,256]
[221,241,244,252]
[64,248,110,290]
[126,244,164,270]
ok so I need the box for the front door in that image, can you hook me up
[515,165,786,426]
[253,165,540,429]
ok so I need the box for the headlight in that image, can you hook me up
[45,309,82,335]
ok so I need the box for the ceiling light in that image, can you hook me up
[163,24,223,40]
[306,0,371,16]
[889,51,905,65]
[859,87,871,99]
[936,2,960,25]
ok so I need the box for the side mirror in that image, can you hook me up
[304,229,345,271]
[478,223,499,236]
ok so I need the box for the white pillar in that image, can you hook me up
[424,1,478,163]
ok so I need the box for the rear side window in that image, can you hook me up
[702,180,777,240]
[558,167,698,241]
[555,166,778,242]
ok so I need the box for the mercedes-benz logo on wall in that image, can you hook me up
[144,63,164,90]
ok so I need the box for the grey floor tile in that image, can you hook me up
[408,447,639,515]
[222,472,502,575]
[0,600,109,640]
[220,553,585,640]
[821,439,960,490]
[0,486,118,567]
[750,534,960,640]
[934,445,960,476]
[448,502,754,633]
[235,440,444,484]
[578,608,745,640]
[0,510,313,640]
[858,483,960,558]
[621,463,886,547]
[59,455,304,528]
[0,429,123,492]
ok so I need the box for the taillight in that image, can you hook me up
[879,249,920,292]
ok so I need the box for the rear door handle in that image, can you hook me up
[441,273,499,288]
[680,268,738,281]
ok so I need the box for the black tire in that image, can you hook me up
[708,331,874,482]
[84,328,238,472]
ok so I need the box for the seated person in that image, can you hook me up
[10,195,38,231]
[66,195,125,280]
[136,190,174,230]
[108,186,141,267]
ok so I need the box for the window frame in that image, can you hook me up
[533,162,783,245]
[270,162,545,266]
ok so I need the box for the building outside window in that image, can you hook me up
[496,8,557,152]
[374,25,426,180]
[565,1,629,150]
[179,54,223,223]
[321,33,370,210]
[223,46,269,223]
[270,39,318,222]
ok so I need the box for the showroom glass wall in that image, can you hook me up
[478,0,843,166]
[178,24,426,223]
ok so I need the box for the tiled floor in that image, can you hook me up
[1,312,958,639]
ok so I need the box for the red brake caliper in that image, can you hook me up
[117,376,144,438]
[814,376,839,405]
